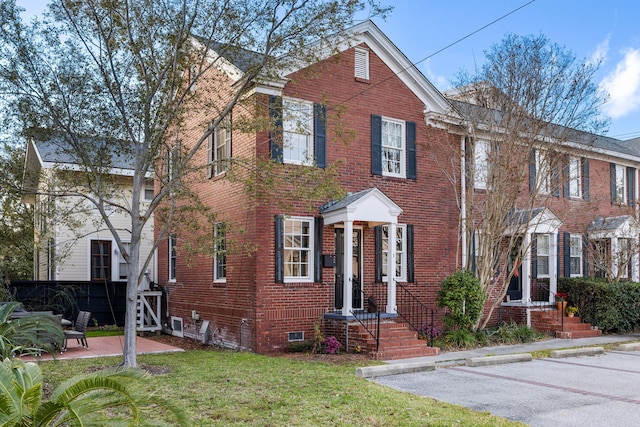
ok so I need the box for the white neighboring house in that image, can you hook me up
[22,133,156,287]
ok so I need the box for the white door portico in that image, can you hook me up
[320,188,403,317]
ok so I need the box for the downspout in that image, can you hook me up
[460,136,467,270]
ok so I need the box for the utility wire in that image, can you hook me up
[329,0,537,111]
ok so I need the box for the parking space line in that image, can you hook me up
[540,358,640,374]
[448,367,640,405]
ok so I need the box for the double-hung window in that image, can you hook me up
[615,164,626,204]
[283,217,314,281]
[169,235,177,282]
[536,234,550,277]
[535,151,551,195]
[283,98,313,165]
[381,224,407,281]
[381,118,405,177]
[213,223,226,282]
[474,140,489,190]
[568,157,582,198]
[569,235,582,277]
[208,116,231,177]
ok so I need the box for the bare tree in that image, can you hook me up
[0,0,388,367]
[439,34,608,328]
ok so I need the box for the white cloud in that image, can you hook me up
[590,36,610,66]
[422,59,449,90]
[601,48,640,119]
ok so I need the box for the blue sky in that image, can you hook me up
[17,0,640,139]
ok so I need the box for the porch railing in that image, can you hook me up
[349,287,381,353]
[395,282,437,347]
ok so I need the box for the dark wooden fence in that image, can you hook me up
[9,280,127,326]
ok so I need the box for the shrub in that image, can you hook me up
[444,329,477,348]
[321,336,342,354]
[437,270,485,330]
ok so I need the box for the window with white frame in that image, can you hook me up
[536,234,550,277]
[118,242,131,280]
[208,115,231,177]
[381,117,405,177]
[143,179,154,201]
[381,224,406,281]
[283,98,313,165]
[569,235,582,277]
[213,223,226,282]
[615,164,626,204]
[535,151,551,195]
[568,157,582,198]
[283,217,313,281]
[474,140,489,190]
[591,239,609,279]
[169,235,177,281]
[354,47,369,80]
[617,238,634,279]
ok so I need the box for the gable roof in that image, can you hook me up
[320,187,402,226]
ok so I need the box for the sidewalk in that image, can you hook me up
[386,333,640,366]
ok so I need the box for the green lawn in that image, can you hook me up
[40,349,525,426]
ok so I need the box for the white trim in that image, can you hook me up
[171,316,184,337]
[380,116,406,178]
[354,47,369,80]
[283,216,315,283]
[168,235,177,282]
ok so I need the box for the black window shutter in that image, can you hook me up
[557,233,561,279]
[406,121,417,179]
[563,232,571,277]
[275,215,284,283]
[314,217,323,282]
[531,234,538,279]
[371,115,382,175]
[610,163,617,204]
[407,224,414,282]
[470,230,477,275]
[582,234,589,277]
[582,158,590,201]
[269,96,283,163]
[464,137,471,188]
[313,103,326,168]
[562,155,570,198]
[627,167,635,207]
[374,225,382,282]
[529,149,537,194]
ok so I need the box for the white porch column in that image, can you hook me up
[550,232,558,300]
[521,233,532,303]
[341,221,354,317]
[611,237,620,278]
[386,222,397,314]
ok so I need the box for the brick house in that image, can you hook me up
[157,20,640,354]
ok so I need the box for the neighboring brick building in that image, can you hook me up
[156,20,640,355]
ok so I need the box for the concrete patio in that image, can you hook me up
[22,335,184,361]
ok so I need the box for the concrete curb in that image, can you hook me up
[356,361,435,378]
[616,342,640,351]
[550,346,604,358]
[466,353,532,367]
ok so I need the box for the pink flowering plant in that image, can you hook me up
[321,336,342,354]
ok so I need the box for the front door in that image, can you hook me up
[507,237,522,300]
[334,228,362,310]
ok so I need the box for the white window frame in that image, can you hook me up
[282,98,313,166]
[213,223,226,283]
[536,150,551,195]
[354,47,370,80]
[474,140,489,190]
[568,157,582,198]
[169,235,177,282]
[208,116,232,177]
[117,241,131,281]
[615,164,626,204]
[536,234,550,277]
[143,179,154,201]
[569,235,583,277]
[283,216,314,282]
[616,237,634,279]
[381,117,406,178]
[382,224,407,282]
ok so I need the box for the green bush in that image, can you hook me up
[444,329,477,348]
[437,270,485,330]
[493,321,543,344]
[559,277,640,333]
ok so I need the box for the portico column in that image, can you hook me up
[341,220,354,317]
[386,222,397,313]
[521,233,532,303]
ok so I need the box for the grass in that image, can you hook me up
[38,349,525,426]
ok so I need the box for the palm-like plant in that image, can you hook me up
[0,303,64,359]
[0,358,188,426]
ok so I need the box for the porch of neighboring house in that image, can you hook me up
[319,188,440,360]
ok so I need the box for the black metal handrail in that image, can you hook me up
[395,282,437,347]
[532,280,564,331]
[349,287,381,353]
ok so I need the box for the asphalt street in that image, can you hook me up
[372,350,640,426]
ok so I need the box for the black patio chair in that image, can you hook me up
[63,311,91,351]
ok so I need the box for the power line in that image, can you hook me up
[329,0,536,111]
